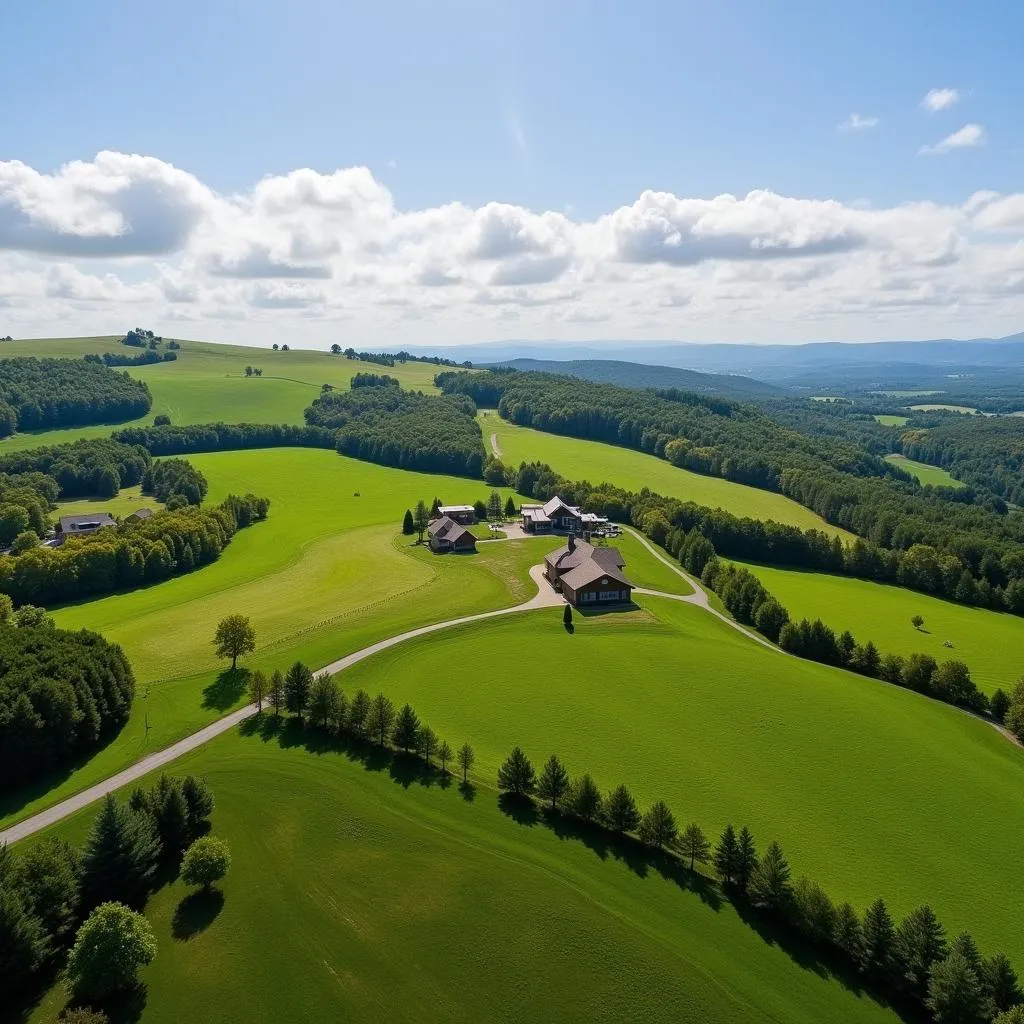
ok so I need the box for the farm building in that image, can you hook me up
[521,495,609,535]
[428,515,478,553]
[543,534,633,607]
[56,512,117,543]
[437,504,476,525]
[125,508,154,523]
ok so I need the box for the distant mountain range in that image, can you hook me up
[406,332,1024,381]
[485,358,785,398]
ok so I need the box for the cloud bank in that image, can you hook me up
[1,151,1023,345]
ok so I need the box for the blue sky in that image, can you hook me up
[1,1,1023,346]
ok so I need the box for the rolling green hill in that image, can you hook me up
[23,728,901,1024]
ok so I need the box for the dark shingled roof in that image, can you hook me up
[544,537,632,590]
[428,515,476,544]
[58,512,117,533]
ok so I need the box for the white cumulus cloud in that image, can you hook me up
[920,123,986,155]
[922,88,960,112]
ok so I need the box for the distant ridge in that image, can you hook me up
[485,357,784,398]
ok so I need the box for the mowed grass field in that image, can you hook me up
[884,453,964,488]
[729,560,1024,694]
[482,412,853,540]
[0,335,448,452]
[873,414,909,426]
[331,598,1024,965]
[22,729,901,1024]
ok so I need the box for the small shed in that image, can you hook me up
[437,504,476,525]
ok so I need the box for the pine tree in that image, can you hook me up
[927,951,983,1024]
[862,897,897,977]
[151,775,190,854]
[0,886,48,991]
[457,742,475,784]
[536,755,570,809]
[714,823,739,886]
[679,823,711,870]
[347,689,371,736]
[638,800,678,851]
[567,774,602,822]
[981,952,1022,1019]
[604,784,640,834]
[748,840,791,912]
[392,703,421,752]
[895,904,947,994]
[497,746,536,796]
[735,826,758,894]
[81,794,161,908]
[269,669,285,715]
[402,509,415,535]
[413,501,430,542]
[367,693,396,747]
[15,837,82,946]
[284,661,313,721]
[181,776,215,837]
[437,740,453,774]
[504,495,516,517]
[416,725,437,766]
[833,902,864,965]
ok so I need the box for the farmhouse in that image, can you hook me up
[428,515,478,553]
[437,504,476,525]
[544,534,633,607]
[521,495,609,535]
[124,508,154,523]
[56,512,117,543]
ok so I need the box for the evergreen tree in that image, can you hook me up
[990,688,1011,724]
[284,661,314,721]
[896,904,948,994]
[567,774,602,822]
[430,497,441,517]
[714,824,739,886]
[735,826,758,894]
[536,755,570,809]
[927,951,984,1024]
[862,897,897,977]
[437,740,453,774]
[307,674,341,730]
[392,703,421,752]
[181,775,215,838]
[347,689,371,736]
[15,837,81,946]
[457,742,475,784]
[402,508,415,535]
[0,885,48,992]
[949,932,982,975]
[981,953,1022,1019]
[679,823,711,870]
[638,800,678,851]
[367,693,396,747]
[563,603,573,628]
[833,902,865,965]
[81,795,161,908]
[269,669,285,715]
[792,877,836,944]
[497,746,536,796]
[416,724,437,766]
[413,501,430,542]
[603,784,641,834]
[748,840,792,912]
[151,775,190,854]
[504,495,516,517]
[248,669,269,712]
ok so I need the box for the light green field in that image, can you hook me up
[884,453,964,488]
[1,449,685,829]
[0,335,448,452]
[909,403,979,414]
[329,599,1024,964]
[729,560,1024,695]
[55,484,162,520]
[482,413,852,540]
[873,414,909,426]
[22,728,899,1024]
[870,390,943,397]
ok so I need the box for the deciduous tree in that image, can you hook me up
[268,669,285,715]
[457,742,475,784]
[180,837,231,892]
[66,902,156,998]
[212,614,256,671]
[248,670,268,712]
[413,501,430,542]
[284,661,314,721]
[437,740,453,774]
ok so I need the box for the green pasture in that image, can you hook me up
[21,728,900,1024]
[0,335,446,452]
[481,413,852,540]
[55,484,162,520]
[729,560,1024,694]
[873,414,909,426]
[884,453,963,488]
[332,598,1024,964]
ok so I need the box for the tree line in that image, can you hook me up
[0,358,152,437]
[0,438,150,500]
[0,493,269,608]
[0,614,135,789]
[86,349,177,367]
[438,370,1024,602]
[112,421,337,456]
[351,372,400,389]
[330,344,471,368]
[492,744,1023,1024]
[304,385,486,477]
[1,773,223,1011]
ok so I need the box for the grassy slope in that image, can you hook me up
[55,484,162,520]
[482,412,853,540]
[873,414,909,426]
[884,453,963,488]
[729,560,1024,694]
[333,598,1024,964]
[23,729,900,1024]
[0,336,446,452]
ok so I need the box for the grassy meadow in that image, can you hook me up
[729,560,1024,694]
[909,403,979,414]
[884,453,963,488]
[328,597,1024,964]
[481,412,852,539]
[873,414,909,426]
[21,727,901,1024]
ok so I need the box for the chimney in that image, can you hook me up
[568,534,575,552]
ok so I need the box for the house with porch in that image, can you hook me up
[521,495,609,536]
[543,534,633,607]
[428,515,478,553]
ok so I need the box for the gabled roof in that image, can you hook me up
[428,516,476,544]
[524,507,551,523]
[542,495,580,518]
[561,559,633,592]
[58,512,117,532]
[544,538,624,574]
[126,507,154,521]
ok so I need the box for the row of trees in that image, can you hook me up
[351,372,400,389]
[1,773,221,1007]
[0,437,150,500]
[0,494,269,607]
[87,349,177,367]
[494,745,1023,1024]
[329,344,471,368]
[0,615,135,789]
[304,385,486,477]
[0,358,152,437]
[112,421,337,457]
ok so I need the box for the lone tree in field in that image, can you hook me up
[497,746,536,797]
[679,823,711,871]
[66,902,156,999]
[413,500,430,542]
[537,754,570,809]
[248,670,269,712]
[402,509,415,535]
[213,614,256,671]
[181,836,231,893]
[457,743,475,784]
[911,614,925,631]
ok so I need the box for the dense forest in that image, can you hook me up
[0,622,135,788]
[0,438,151,499]
[0,493,269,607]
[113,421,337,455]
[0,358,152,436]
[305,386,485,477]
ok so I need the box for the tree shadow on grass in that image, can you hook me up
[458,781,476,802]
[202,667,249,711]
[172,888,224,940]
